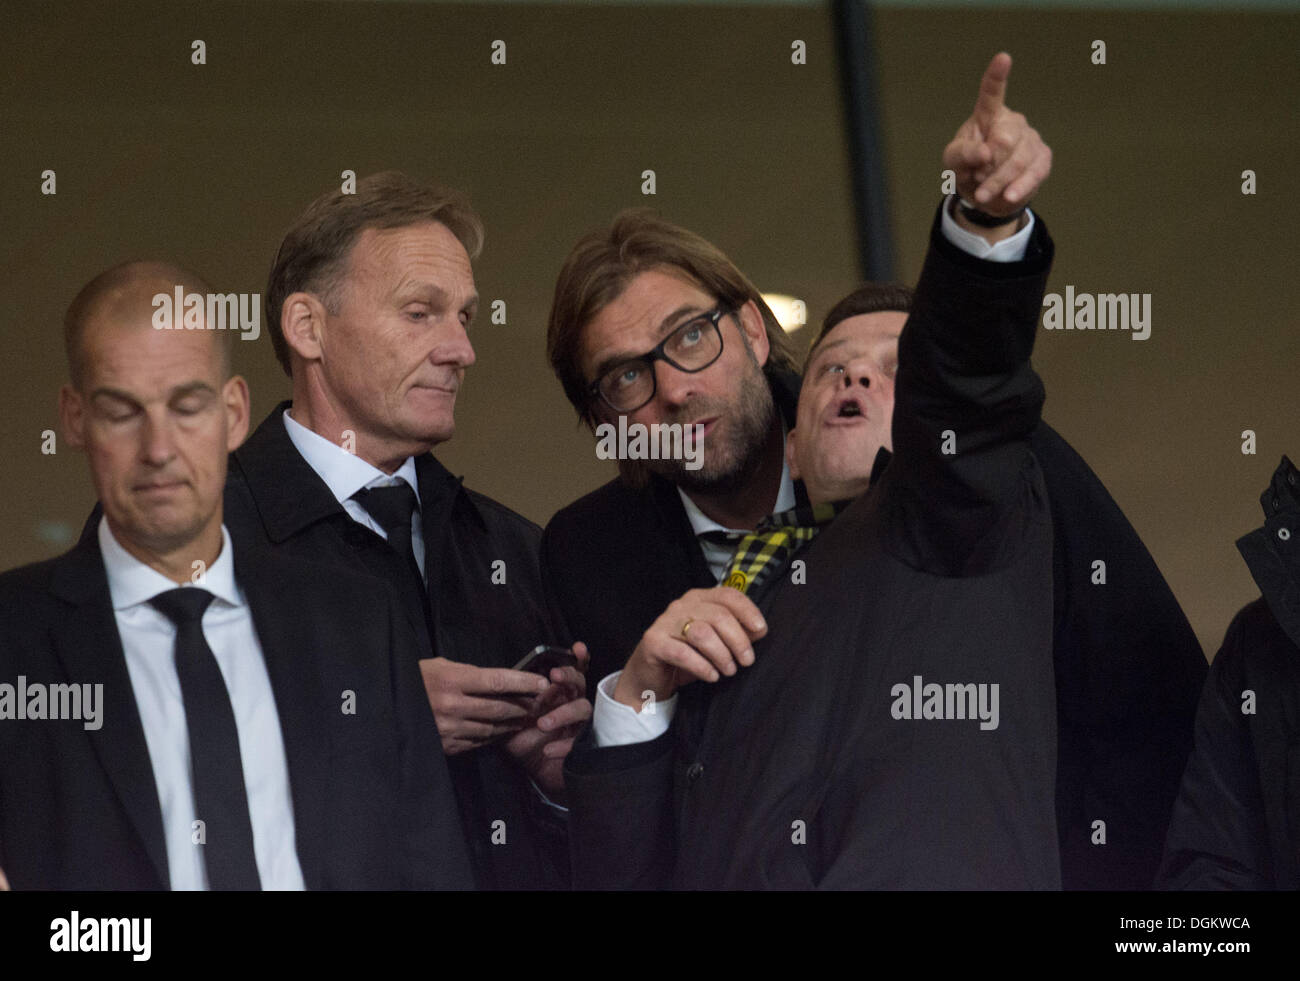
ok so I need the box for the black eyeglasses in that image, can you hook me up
[587,305,730,413]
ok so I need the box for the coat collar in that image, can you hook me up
[48,535,170,888]
[416,450,486,539]
[768,366,802,432]
[648,472,715,588]
[233,401,485,543]
[1238,455,1300,650]
[762,366,810,508]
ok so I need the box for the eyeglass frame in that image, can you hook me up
[585,304,734,414]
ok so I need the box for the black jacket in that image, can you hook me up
[0,533,473,890]
[564,202,1061,889]
[1038,423,1205,889]
[544,223,1204,891]
[224,404,567,890]
[1159,455,1300,889]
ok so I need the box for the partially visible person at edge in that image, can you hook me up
[1160,455,1300,889]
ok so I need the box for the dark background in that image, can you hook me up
[1,1,1296,656]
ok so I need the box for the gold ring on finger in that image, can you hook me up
[680,617,695,639]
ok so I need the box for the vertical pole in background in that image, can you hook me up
[832,0,894,283]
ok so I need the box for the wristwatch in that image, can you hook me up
[955,196,1026,228]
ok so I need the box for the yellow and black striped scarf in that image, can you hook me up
[721,501,843,596]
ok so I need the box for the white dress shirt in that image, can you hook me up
[99,518,306,890]
[281,409,426,577]
[592,199,1035,747]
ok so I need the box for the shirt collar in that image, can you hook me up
[98,517,243,611]
[678,431,797,538]
[282,408,421,506]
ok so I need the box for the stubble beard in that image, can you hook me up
[652,355,776,497]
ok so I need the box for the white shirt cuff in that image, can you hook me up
[591,671,676,748]
[940,194,1034,262]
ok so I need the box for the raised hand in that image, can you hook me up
[942,52,1052,218]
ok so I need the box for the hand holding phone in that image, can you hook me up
[512,644,580,676]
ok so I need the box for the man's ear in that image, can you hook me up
[786,426,801,480]
[223,375,251,452]
[281,292,328,364]
[58,384,86,450]
[737,300,770,368]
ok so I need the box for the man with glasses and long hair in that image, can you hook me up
[544,208,805,694]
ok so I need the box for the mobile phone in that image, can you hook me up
[512,644,578,676]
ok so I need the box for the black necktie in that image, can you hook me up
[149,587,261,891]
[353,483,423,586]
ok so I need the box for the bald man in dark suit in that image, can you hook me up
[0,261,472,889]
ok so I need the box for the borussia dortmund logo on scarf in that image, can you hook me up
[721,502,843,597]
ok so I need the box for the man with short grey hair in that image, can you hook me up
[226,171,589,889]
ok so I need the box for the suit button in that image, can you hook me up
[686,762,704,783]
[1280,528,1292,542]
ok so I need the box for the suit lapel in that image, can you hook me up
[414,454,482,644]
[49,536,169,888]
[769,368,811,508]
[235,549,330,890]
[415,454,458,561]
[649,477,716,591]
[234,402,433,652]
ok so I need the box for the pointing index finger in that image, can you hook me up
[973,52,1012,132]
